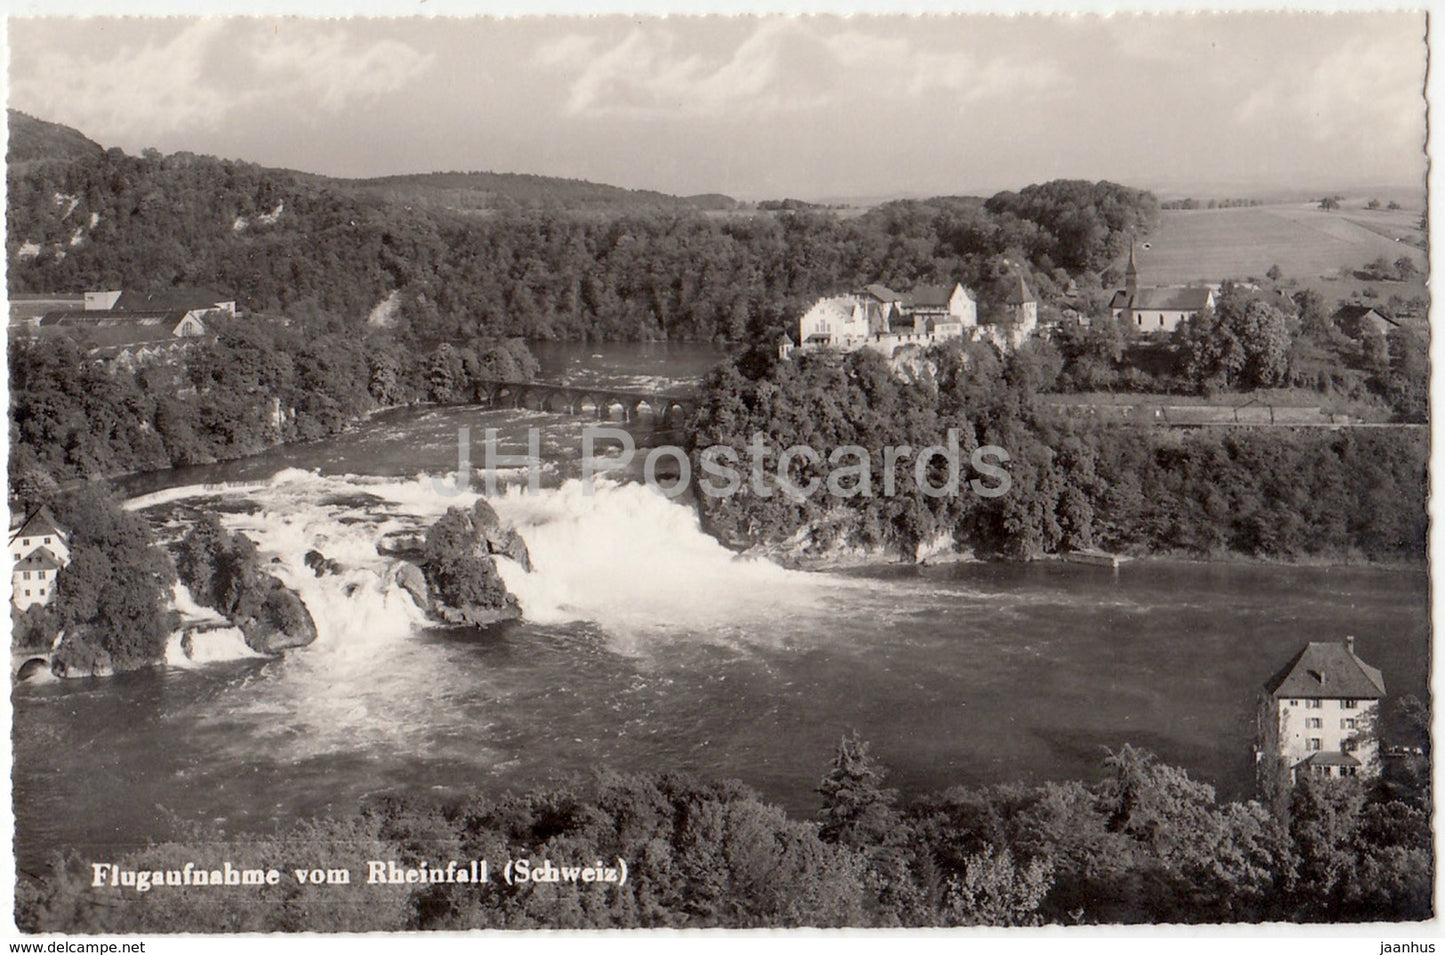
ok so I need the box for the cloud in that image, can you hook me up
[10,20,434,140]
[538,20,1063,120]
[550,21,825,118]
[252,28,436,114]
[13,21,235,135]
[533,34,599,68]
[908,51,1064,102]
[1234,33,1424,149]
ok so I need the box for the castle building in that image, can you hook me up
[1261,637,1386,783]
[788,282,976,358]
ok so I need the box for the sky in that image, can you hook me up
[6,13,1429,201]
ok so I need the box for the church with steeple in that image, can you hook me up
[1108,242,1214,335]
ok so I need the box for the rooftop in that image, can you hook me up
[114,287,231,311]
[861,283,901,303]
[902,284,960,309]
[1004,275,1036,305]
[1265,639,1386,700]
[1295,751,1362,768]
[13,545,62,573]
[10,507,67,545]
[1332,304,1398,326]
[1110,286,1214,311]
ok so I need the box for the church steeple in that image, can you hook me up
[1125,240,1139,292]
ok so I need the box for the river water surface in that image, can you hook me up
[11,344,1431,875]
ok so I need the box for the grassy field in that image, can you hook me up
[1134,200,1427,317]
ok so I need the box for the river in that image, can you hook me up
[11,343,1431,876]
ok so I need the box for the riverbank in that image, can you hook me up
[14,467,1431,892]
[715,511,1426,575]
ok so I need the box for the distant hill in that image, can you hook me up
[334,170,736,215]
[5,111,736,214]
[7,110,104,168]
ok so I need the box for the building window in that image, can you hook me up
[37,589,44,597]
[1158,315,1164,327]
[1307,700,1323,709]
[37,571,45,580]
[1342,699,1358,709]
[21,571,29,581]
[1136,315,1142,326]
[1306,718,1322,729]
[1343,738,1358,752]
[43,537,50,544]
[1307,738,1323,751]
[1289,699,1299,707]
[23,590,30,597]
[1341,718,1357,730]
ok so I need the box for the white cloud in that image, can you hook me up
[1235,34,1424,149]
[541,20,1062,120]
[908,51,1064,102]
[252,28,436,114]
[553,21,824,118]
[13,20,235,135]
[11,20,434,140]
[533,34,599,68]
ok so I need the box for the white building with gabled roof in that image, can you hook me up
[9,507,71,611]
[1109,244,1214,334]
[1261,637,1386,783]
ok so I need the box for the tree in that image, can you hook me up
[50,486,176,673]
[1383,327,1427,422]
[1319,196,1341,211]
[1266,264,1282,283]
[174,513,260,614]
[940,846,1053,926]
[1365,255,1395,280]
[816,732,926,924]
[1179,289,1293,392]
[1393,256,1418,281]
[1367,198,1381,210]
[817,731,901,850]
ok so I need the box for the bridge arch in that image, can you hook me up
[541,390,572,414]
[658,400,691,428]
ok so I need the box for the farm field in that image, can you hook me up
[1134,201,1427,313]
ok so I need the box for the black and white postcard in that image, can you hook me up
[3,7,1434,943]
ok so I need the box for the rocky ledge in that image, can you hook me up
[175,515,318,656]
[384,497,533,627]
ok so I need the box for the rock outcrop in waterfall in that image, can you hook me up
[387,498,532,627]
[173,514,318,655]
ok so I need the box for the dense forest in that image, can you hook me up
[17,731,1431,931]
[8,118,1156,344]
[8,316,537,488]
[688,338,1428,563]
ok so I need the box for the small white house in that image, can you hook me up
[12,546,62,611]
[10,508,70,611]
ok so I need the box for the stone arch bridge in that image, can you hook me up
[473,379,699,427]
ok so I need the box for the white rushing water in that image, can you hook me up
[131,469,845,662]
